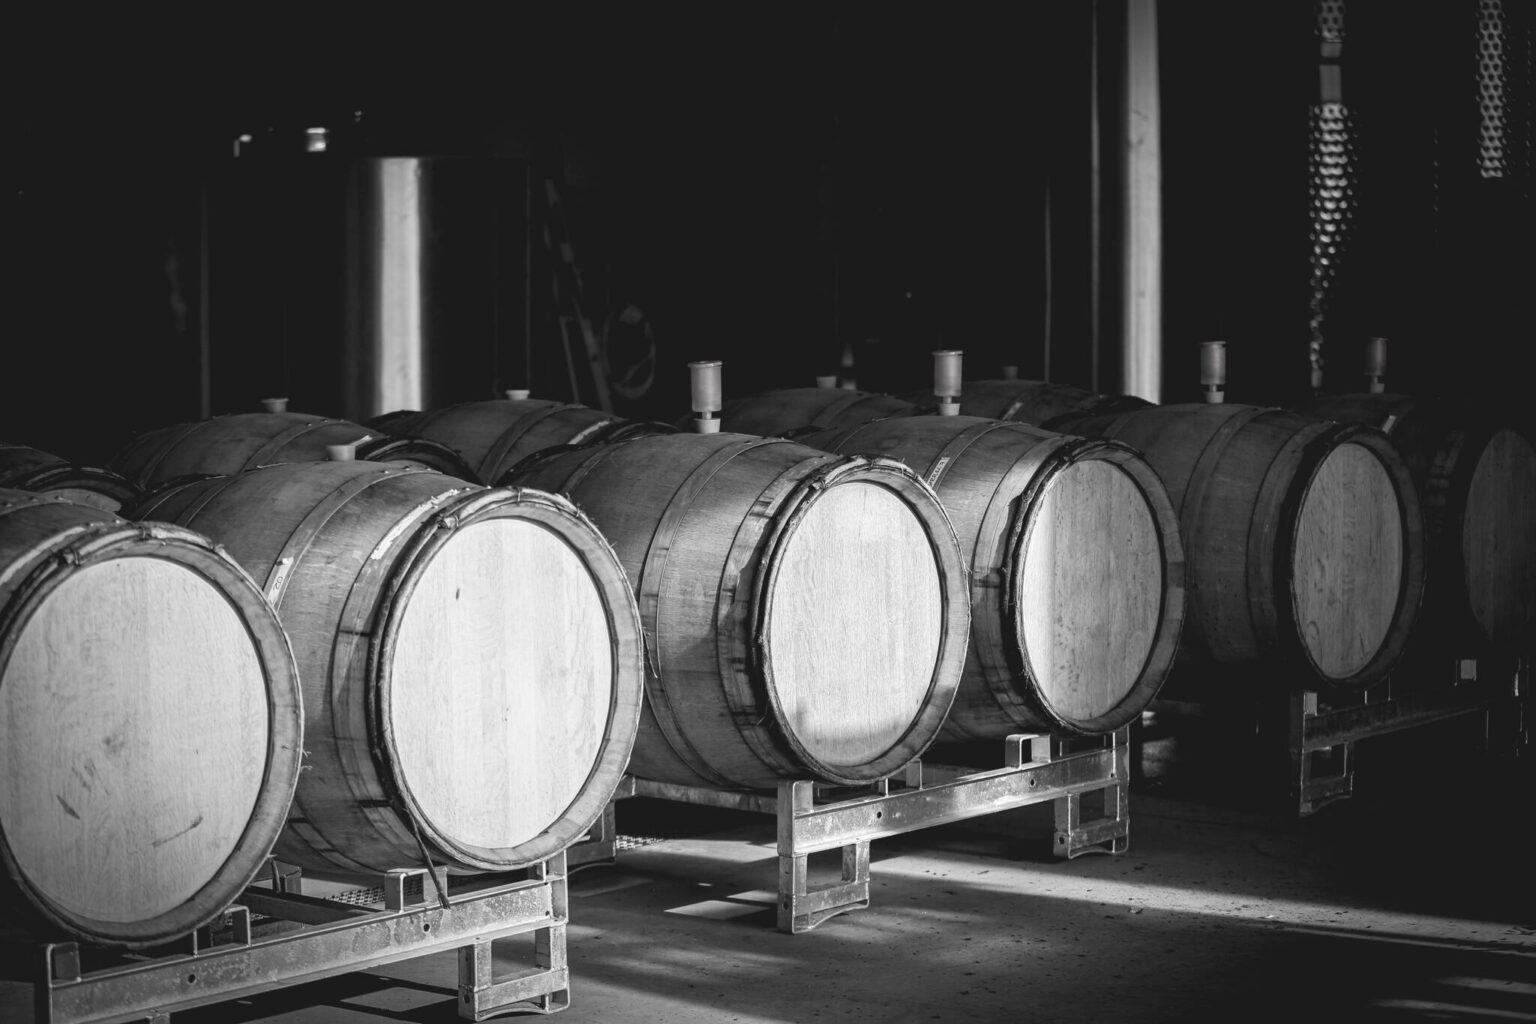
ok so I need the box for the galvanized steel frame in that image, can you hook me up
[630,727,1130,933]
[18,853,572,1023]
[565,777,635,872]
[1290,657,1528,815]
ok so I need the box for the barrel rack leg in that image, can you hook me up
[775,779,879,934]
[458,854,571,1019]
[19,853,572,1023]
[1289,688,1356,814]
[630,726,1130,934]
[1287,656,1528,816]
[565,778,635,873]
[1051,731,1132,858]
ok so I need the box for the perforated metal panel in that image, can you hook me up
[1479,0,1508,178]
[616,834,666,852]
[1309,0,1356,384]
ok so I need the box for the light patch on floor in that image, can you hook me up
[667,889,778,921]
[1367,999,1536,1020]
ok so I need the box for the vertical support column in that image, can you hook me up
[1289,689,1317,812]
[1120,0,1163,404]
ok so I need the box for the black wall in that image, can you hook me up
[8,3,1530,464]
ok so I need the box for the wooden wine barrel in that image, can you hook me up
[900,379,1154,428]
[716,388,921,438]
[1058,404,1427,690]
[369,398,677,485]
[796,416,1184,738]
[0,489,303,948]
[125,462,644,875]
[1,442,141,512]
[110,411,477,489]
[1303,393,1536,650]
[506,432,970,790]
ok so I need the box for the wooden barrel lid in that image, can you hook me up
[0,520,301,946]
[758,476,947,771]
[1462,428,1536,644]
[385,516,615,852]
[1291,441,1404,679]
[375,487,643,868]
[1015,459,1164,721]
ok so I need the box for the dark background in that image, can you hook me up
[7,2,1531,465]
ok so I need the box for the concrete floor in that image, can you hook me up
[6,715,1534,1023]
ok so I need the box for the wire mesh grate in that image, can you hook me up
[323,886,388,907]
[1309,0,1358,381]
[615,834,667,852]
[1479,0,1508,178]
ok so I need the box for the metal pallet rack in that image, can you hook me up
[8,852,573,1024]
[1139,655,1528,816]
[623,726,1130,933]
[1286,656,1528,815]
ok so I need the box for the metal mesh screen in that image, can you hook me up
[1479,0,1508,178]
[323,885,388,907]
[615,834,667,852]
[1309,0,1355,386]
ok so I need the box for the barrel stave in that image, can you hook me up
[718,388,920,438]
[112,412,474,488]
[797,417,1183,738]
[0,443,141,512]
[509,432,968,790]
[0,489,302,948]
[901,379,1154,426]
[376,399,675,484]
[1068,404,1424,690]
[127,461,643,874]
[1305,393,1536,651]
[517,436,838,786]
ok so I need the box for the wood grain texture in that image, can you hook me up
[508,433,969,789]
[1463,428,1536,644]
[1292,443,1402,678]
[795,417,1184,738]
[110,413,357,485]
[127,462,642,874]
[1067,404,1425,689]
[718,388,921,438]
[1305,393,1535,651]
[0,491,303,947]
[1018,460,1163,720]
[0,444,140,512]
[377,399,672,484]
[109,412,471,489]
[898,379,1154,427]
[763,481,943,767]
[387,518,612,849]
[0,559,268,922]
